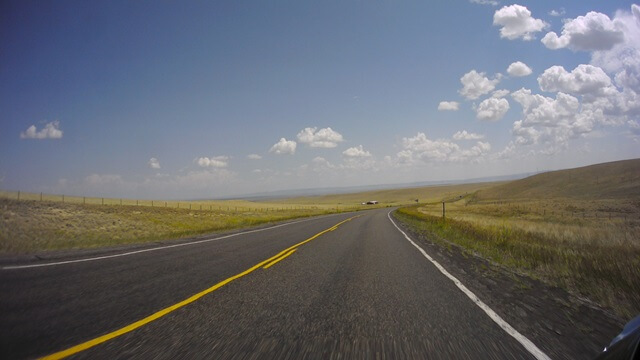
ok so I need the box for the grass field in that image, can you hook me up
[0,198,338,254]
[0,182,494,254]
[393,159,640,319]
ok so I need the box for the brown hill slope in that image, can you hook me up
[475,158,640,201]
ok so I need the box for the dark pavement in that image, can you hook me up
[1,208,544,359]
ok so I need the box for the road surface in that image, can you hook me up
[0,208,549,359]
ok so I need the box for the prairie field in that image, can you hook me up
[0,182,493,254]
[394,159,640,318]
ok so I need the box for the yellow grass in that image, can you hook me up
[0,182,497,254]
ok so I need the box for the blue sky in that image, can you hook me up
[1,0,639,199]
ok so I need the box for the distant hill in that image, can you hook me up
[474,158,640,201]
[235,172,533,201]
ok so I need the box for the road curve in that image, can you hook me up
[0,208,546,359]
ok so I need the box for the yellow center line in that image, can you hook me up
[39,215,359,360]
[262,248,297,269]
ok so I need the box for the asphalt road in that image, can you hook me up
[1,208,547,359]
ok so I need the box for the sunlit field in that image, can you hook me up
[0,182,495,254]
[393,159,640,318]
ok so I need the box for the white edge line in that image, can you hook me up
[387,211,551,360]
[2,215,335,270]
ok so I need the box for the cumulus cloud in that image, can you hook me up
[269,138,297,155]
[591,5,640,94]
[397,133,491,164]
[549,8,565,17]
[470,0,499,6]
[507,61,533,77]
[538,64,612,95]
[493,4,548,41]
[511,88,580,127]
[196,156,229,168]
[247,154,262,160]
[20,121,63,139]
[492,89,510,98]
[541,11,625,51]
[296,127,344,148]
[459,70,501,100]
[476,97,510,121]
[453,130,484,140]
[438,101,460,111]
[342,145,372,158]
[148,158,161,169]
[507,87,630,153]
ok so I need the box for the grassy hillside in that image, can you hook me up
[274,182,500,206]
[474,158,640,201]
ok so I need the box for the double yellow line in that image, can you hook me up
[41,216,358,360]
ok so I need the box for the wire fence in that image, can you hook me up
[0,190,374,213]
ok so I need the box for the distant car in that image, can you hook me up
[594,315,640,360]
[365,201,378,205]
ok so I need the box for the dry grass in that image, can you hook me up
[0,182,498,254]
[394,196,640,319]
[0,198,339,254]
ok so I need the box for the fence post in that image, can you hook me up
[17,191,20,201]
[40,192,43,201]
[152,201,154,207]
[83,197,86,204]
[102,198,104,205]
[62,194,64,203]
[442,202,445,220]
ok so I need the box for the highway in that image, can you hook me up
[0,208,550,359]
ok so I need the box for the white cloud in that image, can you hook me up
[269,138,297,155]
[459,70,501,100]
[438,101,460,111]
[453,130,484,140]
[470,0,499,6]
[548,8,565,17]
[342,145,372,158]
[541,11,625,51]
[476,97,510,121]
[196,156,229,168]
[493,4,548,41]
[296,127,344,148]
[538,64,612,95]
[247,154,262,160]
[511,88,580,127]
[492,89,510,98]
[591,5,640,94]
[397,133,491,164]
[507,61,533,77]
[507,87,627,153]
[148,157,161,169]
[20,121,63,139]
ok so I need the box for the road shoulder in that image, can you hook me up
[391,210,623,359]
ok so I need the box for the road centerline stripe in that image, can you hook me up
[39,215,358,360]
[263,248,297,269]
[387,211,551,360]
